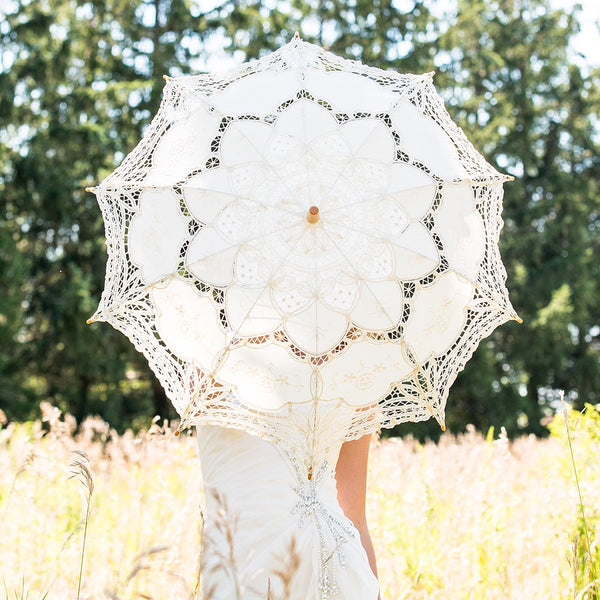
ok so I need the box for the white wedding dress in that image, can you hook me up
[196,414,380,600]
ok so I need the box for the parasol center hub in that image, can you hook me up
[306,205,320,224]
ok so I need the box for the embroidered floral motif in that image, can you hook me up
[181,101,440,355]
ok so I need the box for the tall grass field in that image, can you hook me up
[1,402,598,599]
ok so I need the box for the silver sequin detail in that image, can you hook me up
[287,452,357,600]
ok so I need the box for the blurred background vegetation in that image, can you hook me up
[0,0,598,437]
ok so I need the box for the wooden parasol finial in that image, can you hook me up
[306,206,320,224]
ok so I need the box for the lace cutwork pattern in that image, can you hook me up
[90,36,517,456]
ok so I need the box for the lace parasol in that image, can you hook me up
[87,34,520,457]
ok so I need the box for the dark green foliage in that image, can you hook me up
[435,0,600,436]
[0,0,211,427]
[0,0,598,435]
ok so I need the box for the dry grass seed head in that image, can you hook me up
[69,449,94,496]
[269,537,301,600]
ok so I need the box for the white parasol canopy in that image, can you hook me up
[88,34,520,451]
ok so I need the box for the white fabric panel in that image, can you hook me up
[250,176,293,209]
[388,162,437,194]
[351,280,403,331]
[404,272,474,362]
[229,163,270,195]
[128,189,187,284]
[355,240,394,280]
[209,70,298,116]
[285,300,348,355]
[234,242,278,286]
[225,285,281,336]
[272,283,313,315]
[320,278,360,313]
[265,133,305,168]
[145,108,220,185]
[389,99,468,181]
[391,222,440,279]
[185,169,234,195]
[435,183,486,281]
[373,198,410,239]
[389,186,436,221]
[217,343,313,411]
[339,119,394,161]
[351,159,390,194]
[220,120,274,167]
[276,100,337,142]
[392,246,438,280]
[310,131,352,164]
[214,201,254,243]
[320,341,413,406]
[304,70,397,113]
[396,223,439,261]
[186,226,236,286]
[152,278,226,365]
[183,188,234,224]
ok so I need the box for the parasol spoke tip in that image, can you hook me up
[294,31,300,39]
[85,187,95,193]
[513,314,523,324]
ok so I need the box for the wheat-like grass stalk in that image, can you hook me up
[576,580,600,600]
[191,516,204,600]
[69,450,94,600]
[198,488,300,600]
[1,450,36,524]
[3,402,599,598]
[105,545,190,599]
[268,537,301,600]
[2,575,50,600]
[205,488,242,600]
[562,393,599,598]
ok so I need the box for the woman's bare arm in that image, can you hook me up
[335,433,379,584]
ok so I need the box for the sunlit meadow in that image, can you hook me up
[1,402,598,599]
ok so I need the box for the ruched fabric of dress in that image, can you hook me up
[196,407,380,600]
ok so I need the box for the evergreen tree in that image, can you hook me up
[0,0,221,426]
[437,0,600,434]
